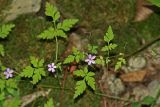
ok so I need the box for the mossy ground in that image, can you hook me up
[0,0,160,107]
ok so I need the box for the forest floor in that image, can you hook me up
[1,0,160,107]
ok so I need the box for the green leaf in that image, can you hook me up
[87,44,98,54]
[6,79,17,89]
[56,62,62,71]
[0,92,5,101]
[57,19,79,31]
[0,79,5,91]
[32,68,46,84]
[83,67,88,74]
[104,26,114,42]
[131,102,141,107]
[0,24,15,39]
[74,80,86,99]
[54,29,67,38]
[101,43,117,51]
[3,97,20,107]
[38,27,55,39]
[95,56,105,66]
[30,56,38,68]
[148,0,160,7]
[74,70,85,77]
[115,57,126,71]
[72,48,84,63]
[106,57,111,64]
[0,44,4,56]
[85,76,95,90]
[64,55,75,64]
[38,59,44,67]
[45,2,60,21]
[44,98,54,107]
[142,96,156,105]
[32,73,41,84]
[20,66,34,78]
[87,72,95,77]
[21,57,46,84]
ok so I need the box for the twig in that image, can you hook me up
[37,84,74,92]
[126,36,160,58]
[94,92,134,103]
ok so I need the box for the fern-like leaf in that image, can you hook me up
[63,55,75,64]
[101,43,117,51]
[38,27,55,39]
[20,66,34,78]
[57,19,79,31]
[148,0,160,7]
[115,57,126,71]
[0,44,4,56]
[0,24,15,39]
[85,76,95,90]
[32,68,45,84]
[73,70,85,77]
[45,2,60,21]
[104,26,114,42]
[44,98,54,107]
[74,80,86,99]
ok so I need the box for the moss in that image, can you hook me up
[0,0,160,106]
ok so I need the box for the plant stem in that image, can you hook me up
[106,42,110,72]
[55,37,58,62]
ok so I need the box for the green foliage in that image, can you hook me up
[131,96,156,107]
[115,57,126,71]
[0,45,4,56]
[0,74,19,106]
[73,80,86,99]
[44,98,54,107]
[20,56,46,84]
[87,44,98,54]
[57,19,79,31]
[45,2,60,22]
[38,2,78,40]
[95,56,105,66]
[0,24,15,39]
[131,102,141,107]
[102,26,117,52]
[0,78,18,95]
[38,27,67,39]
[148,0,160,7]
[3,97,20,107]
[73,67,95,99]
[142,96,156,106]
[64,55,75,64]
[101,43,117,51]
[104,26,114,43]
[64,48,85,64]
[0,24,15,56]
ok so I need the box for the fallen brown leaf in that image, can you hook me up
[134,0,153,22]
[120,69,148,82]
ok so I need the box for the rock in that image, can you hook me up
[2,0,41,22]
[107,75,125,95]
[132,85,149,101]
[122,56,147,73]
[63,33,88,57]
[147,46,160,65]
[148,80,160,104]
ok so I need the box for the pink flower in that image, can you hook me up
[4,68,14,79]
[48,63,56,73]
[85,54,96,65]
